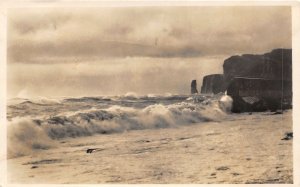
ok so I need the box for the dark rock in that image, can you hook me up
[281,132,293,140]
[216,166,230,171]
[226,77,291,112]
[191,80,198,94]
[199,48,292,113]
[86,148,96,153]
[223,48,292,84]
[200,74,224,94]
[224,49,292,112]
[86,148,104,153]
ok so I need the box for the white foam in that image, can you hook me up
[124,92,139,99]
[7,95,232,157]
[7,117,55,158]
[219,95,233,113]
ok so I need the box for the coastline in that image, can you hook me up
[8,110,293,184]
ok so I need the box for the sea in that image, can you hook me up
[7,93,233,158]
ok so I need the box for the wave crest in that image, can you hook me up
[8,118,55,158]
[7,94,232,157]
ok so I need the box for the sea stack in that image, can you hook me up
[191,80,198,94]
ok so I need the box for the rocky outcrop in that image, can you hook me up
[200,74,224,94]
[223,49,292,112]
[227,77,292,112]
[191,80,198,94]
[223,48,292,87]
[199,48,292,112]
[224,49,292,112]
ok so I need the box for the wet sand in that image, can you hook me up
[8,110,293,184]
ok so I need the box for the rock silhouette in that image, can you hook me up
[201,74,224,94]
[199,48,292,112]
[191,80,198,94]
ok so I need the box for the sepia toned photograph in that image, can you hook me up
[5,4,294,184]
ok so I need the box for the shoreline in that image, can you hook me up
[8,110,293,184]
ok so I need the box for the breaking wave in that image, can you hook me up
[7,94,232,158]
[8,118,55,158]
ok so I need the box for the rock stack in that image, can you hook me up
[191,80,198,94]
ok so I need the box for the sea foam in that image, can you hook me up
[7,94,232,158]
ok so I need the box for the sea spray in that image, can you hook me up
[7,94,231,157]
[219,95,233,113]
[7,117,55,158]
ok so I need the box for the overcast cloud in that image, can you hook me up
[8,6,291,63]
[7,6,292,97]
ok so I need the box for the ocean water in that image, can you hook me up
[7,93,233,158]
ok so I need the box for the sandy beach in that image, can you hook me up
[7,110,293,184]
[4,4,295,185]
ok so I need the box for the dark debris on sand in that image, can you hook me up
[281,132,293,141]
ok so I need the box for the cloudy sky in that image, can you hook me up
[7,6,291,98]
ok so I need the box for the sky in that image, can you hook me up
[7,6,292,98]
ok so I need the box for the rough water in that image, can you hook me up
[7,94,293,184]
[7,93,233,158]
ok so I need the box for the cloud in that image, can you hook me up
[7,6,291,63]
[7,56,225,97]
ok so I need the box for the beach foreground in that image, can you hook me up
[8,110,292,184]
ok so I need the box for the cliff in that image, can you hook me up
[200,74,224,94]
[227,77,292,112]
[223,48,292,87]
[199,48,292,112]
[224,49,292,112]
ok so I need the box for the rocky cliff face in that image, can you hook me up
[199,48,292,112]
[200,74,224,94]
[223,48,292,112]
[200,49,292,95]
[223,48,292,87]
[191,80,198,94]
